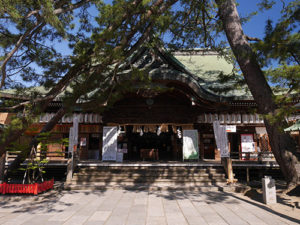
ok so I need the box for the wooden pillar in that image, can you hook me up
[221,157,235,184]
[246,167,250,184]
[66,157,73,183]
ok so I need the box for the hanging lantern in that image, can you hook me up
[172,125,177,134]
[144,125,149,133]
[140,129,143,136]
[157,126,161,136]
[177,127,182,138]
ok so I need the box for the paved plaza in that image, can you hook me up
[0,188,299,225]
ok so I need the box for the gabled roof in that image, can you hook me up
[174,51,250,98]
[120,46,251,102]
[0,46,252,103]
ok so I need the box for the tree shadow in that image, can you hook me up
[1,163,299,225]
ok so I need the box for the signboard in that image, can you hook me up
[183,130,199,160]
[102,126,118,161]
[241,134,255,152]
[213,121,230,157]
[226,125,236,133]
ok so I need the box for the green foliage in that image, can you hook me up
[250,1,300,122]
[257,0,276,11]
[0,0,94,90]
[266,65,300,91]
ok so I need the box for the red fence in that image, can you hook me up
[0,179,54,195]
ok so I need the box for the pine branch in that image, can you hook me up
[246,35,261,42]
[53,0,92,15]
[0,0,92,88]
[0,21,42,88]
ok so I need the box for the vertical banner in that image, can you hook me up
[73,115,79,146]
[68,127,74,154]
[213,121,230,158]
[183,130,199,160]
[102,126,118,161]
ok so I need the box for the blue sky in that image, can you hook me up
[237,0,286,39]
[5,0,293,87]
[55,0,289,56]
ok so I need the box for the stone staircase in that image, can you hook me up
[65,164,244,192]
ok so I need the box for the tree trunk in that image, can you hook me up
[216,0,299,187]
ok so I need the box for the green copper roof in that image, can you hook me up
[174,53,233,81]
[0,47,252,101]
[174,51,251,98]
[284,120,300,131]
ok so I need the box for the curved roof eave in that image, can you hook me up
[148,68,228,102]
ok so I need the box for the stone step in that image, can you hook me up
[73,171,226,177]
[72,176,228,181]
[70,180,227,186]
[72,173,225,178]
[64,183,248,193]
[79,170,224,176]
[71,176,227,183]
[70,165,229,191]
[78,167,224,172]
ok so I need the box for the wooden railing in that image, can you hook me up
[5,150,70,163]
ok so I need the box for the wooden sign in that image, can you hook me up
[241,134,255,152]
[226,125,236,133]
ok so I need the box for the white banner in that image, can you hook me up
[68,127,74,153]
[213,121,230,157]
[183,130,199,160]
[73,115,79,145]
[102,126,118,161]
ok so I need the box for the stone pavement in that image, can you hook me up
[0,188,299,225]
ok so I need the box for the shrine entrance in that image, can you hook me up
[117,125,183,161]
[101,82,218,162]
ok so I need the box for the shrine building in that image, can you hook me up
[1,46,299,164]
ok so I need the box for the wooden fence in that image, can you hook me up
[0,178,54,195]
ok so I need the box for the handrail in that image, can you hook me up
[230,151,275,161]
